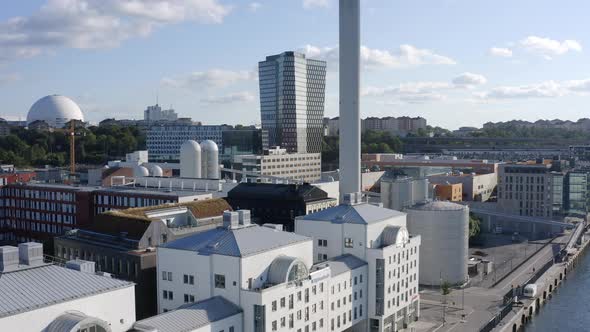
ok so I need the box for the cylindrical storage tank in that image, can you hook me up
[148,164,163,177]
[406,201,469,286]
[133,165,149,177]
[180,140,201,178]
[200,140,219,179]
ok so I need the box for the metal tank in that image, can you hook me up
[133,165,149,177]
[180,140,201,178]
[200,140,219,179]
[148,164,163,177]
[381,176,429,211]
[406,201,469,286]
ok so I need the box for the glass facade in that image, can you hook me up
[564,171,588,216]
[221,129,264,162]
[258,51,326,153]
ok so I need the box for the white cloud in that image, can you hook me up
[303,0,330,9]
[0,73,21,85]
[201,91,255,104]
[452,72,487,87]
[161,69,256,89]
[362,81,452,104]
[489,47,513,58]
[565,79,590,93]
[248,2,262,12]
[0,0,232,62]
[479,81,566,100]
[520,36,582,59]
[301,44,456,70]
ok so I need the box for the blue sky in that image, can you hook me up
[1,0,590,129]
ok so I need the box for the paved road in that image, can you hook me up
[494,234,568,293]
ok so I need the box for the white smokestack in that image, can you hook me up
[339,0,361,198]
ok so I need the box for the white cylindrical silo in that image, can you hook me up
[133,165,149,177]
[200,140,219,179]
[406,201,469,286]
[180,140,201,178]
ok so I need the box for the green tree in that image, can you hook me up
[469,213,481,238]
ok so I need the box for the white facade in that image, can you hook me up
[236,148,322,183]
[0,286,135,332]
[296,196,421,332]
[381,177,430,211]
[0,243,136,332]
[406,202,469,286]
[144,104,178,122]
[154,198,420,332]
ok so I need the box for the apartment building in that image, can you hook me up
[497,163,562,218]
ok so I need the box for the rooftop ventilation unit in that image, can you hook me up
[0,246,19,272]
[237,209,251,226]
[18,242,43,266]
[66,259,96,274]
[223,210,240,229]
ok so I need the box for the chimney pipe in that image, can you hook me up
[338,0,361,199]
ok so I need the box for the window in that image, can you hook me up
[281,297,286,308]
[318,239,327,247]
[168,272,172,281]
[272,300,277,311]
[272,321,277,331]
[229,327,234,332]
[281,317,286,327]
[214,274,225,288]
[168,291,174,300]
[163,290,168,299]
[189,275,194,285]
[162,271,167,280]
[344,237,353,248]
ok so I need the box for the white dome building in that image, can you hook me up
[27,95,84,128]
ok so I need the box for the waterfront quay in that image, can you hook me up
[494,222,589,332]
[415,222,587,332]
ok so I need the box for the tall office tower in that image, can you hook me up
[258,51,326,153]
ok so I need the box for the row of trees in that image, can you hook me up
[0,125,146,167]
[322,130,404,168]
[473,124,590,140]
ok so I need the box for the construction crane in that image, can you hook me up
[70,120,75,172]
[69,120,76,183]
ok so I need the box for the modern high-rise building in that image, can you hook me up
[259,51,326,153]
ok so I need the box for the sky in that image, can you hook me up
[2,0,590,129]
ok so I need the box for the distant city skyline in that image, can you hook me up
[2,0,590,129]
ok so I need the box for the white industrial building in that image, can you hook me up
[406,201,469,286]
[150,193,420,332]
[0,243,135,332]
[380,177,430,211]
[297,194,421,332]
